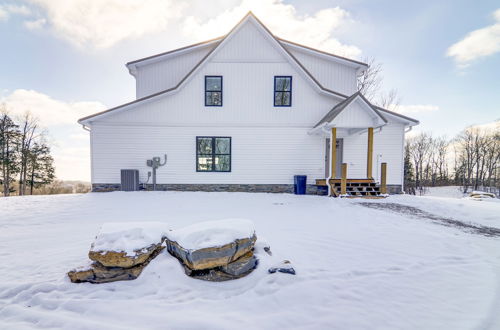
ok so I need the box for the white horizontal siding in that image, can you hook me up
[284,45,358,96]
[135,44,215,99]
[342,123,404,185]
[91,125,325,185]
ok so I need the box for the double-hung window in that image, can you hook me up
[274,76,292,107]
[196,137,231,172]
[205,76,223,106]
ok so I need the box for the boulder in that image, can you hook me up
[68,246,164,284]
[166,219,256,270]
[88,222,169,268]
[183,251,258,282]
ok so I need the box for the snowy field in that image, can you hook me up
[1,191,500,330]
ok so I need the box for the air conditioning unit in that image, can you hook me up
[120,169,139,191]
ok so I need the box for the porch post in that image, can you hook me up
[380,162,387,194]
[367,127,374,179]
[340,163,347,195]
[330,127,337,179]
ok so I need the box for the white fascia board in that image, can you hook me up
[377,110,419,126]
[126,39,221,76]
[280,40,368,70]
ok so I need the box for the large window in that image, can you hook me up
[274,76,292,107]
[205,76,223,106]
[196,137,231,172]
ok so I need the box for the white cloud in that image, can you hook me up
[21,0,360,58]
[0,7,7,21]
[24,18,46,30]
[468,119,500,131]
[447,9,500,67]
[4,4,31,16]
[1,89,105,126]
[183,0,361,58]
[392,104,439,114]
[0,3,32,20]
[1,89,105,181]
[26,0,185,49]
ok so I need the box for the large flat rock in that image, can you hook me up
[89,222,169,268]
[166,219,256,270]
[183,251,258,281]
[69,246,164,284]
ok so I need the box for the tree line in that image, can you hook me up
[0,106,55,196]
[405,122,500,195]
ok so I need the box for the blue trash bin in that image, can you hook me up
[294,175,307,195]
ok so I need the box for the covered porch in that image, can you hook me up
[309,92,389,197]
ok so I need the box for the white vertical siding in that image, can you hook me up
[333,101,377,127]
[283,45,358,96]
[134,44,216,99]
[97,61,338,127]
[211,19,285,63]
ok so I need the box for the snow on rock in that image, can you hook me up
[166,218,255,250]
[89,222,169,268]
[90,221,169,255]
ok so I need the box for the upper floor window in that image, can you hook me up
[274,76,292,107]
[196,137,231,172]
[205,76,222,106]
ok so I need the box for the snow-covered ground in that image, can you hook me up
[423,186,467,199]
[1,191,500,330]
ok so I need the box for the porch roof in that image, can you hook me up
[313,92,387,129]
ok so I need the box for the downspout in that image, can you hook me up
[326,125,334,196]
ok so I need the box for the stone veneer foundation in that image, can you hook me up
[91,183,402,195]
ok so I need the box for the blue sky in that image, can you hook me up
[0,0,499,180]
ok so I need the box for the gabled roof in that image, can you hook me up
[126,37,223,75]
[78,12,419,126]
[277,38,368,68]
[314,92,388,128]
[79,12,350,125]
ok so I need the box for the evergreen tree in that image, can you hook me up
[0,111,20,196]
[27,142,55,195]
[403,144,415,194]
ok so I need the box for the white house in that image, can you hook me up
[78,12,418,196]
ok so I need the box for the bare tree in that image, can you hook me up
[407,133,432,194]
[357,58,383,102]
[17,112,39,195]
[377,89,401,111]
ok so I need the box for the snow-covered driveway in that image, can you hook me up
[0,192,499,330]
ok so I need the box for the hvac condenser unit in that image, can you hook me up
[120,169,139,191]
